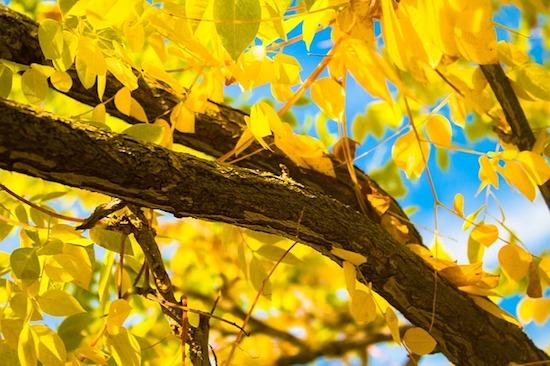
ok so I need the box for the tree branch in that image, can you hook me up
[0,5,421,243]
[0,99,547,365]
[480,64,550,210]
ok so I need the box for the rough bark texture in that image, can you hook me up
[480,64,550,210]
[0,5,421,243]
[0,99,548,365]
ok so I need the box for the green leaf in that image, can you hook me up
[370,161,407,198]
[10,248,40,280]
[255,245,301,265]
[0,64,13,98]
[214,0,261,61]
[0,206,13,242]
[122,124,165,145]
[38,19,64,60]
[37,289,85,317]
[436,148,450,171]
[58,313,95,352]
[21,69,49,104]
[107,328,141,366]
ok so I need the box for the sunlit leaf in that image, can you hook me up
[21,69,49,104]
[37,289,85,317]
[425,114,452,148]
[311,78,345,120]
[498,244,532,282]
[350,289,376,324]
[403,327,436,355]
[106,299,132,335]
[107,328,141,366]
[330,247,366,266]
[470,223,498,247]
[10,248,40,280]
[214,0,261,60]
[0,64,13,98]
[392,130,431,180]
[38,19,64,60]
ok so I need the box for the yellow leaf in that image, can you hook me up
[385,307,401,343]
[32,325,67,366]
[75,345,108,364]
[380,0,406,70]
[471,296,520,327]
[350,289,376,324]
[517,151,550,185]
[107,328,141,366]
[470,223,498,247]
[50,70,72,92]
[247,102,275,149]
[171,102,195,133]
[498,244,532,282]
[478,155,499,191]
[249,256,271,298]
[18,325,37,366]
[130,99,148,123]
[255,245,301,265]
[311,78,345,120]
[499,161,537,201]
[92,104,106,124]
[517,297,550,324]
[343,261,356,293]
[514,63,550,101]
[439,262,483,286]
[37,289,85,317]
[331,247,367,266]
[540,257,550,286]
[425,114,452,147]
[105,57,138,91]
[453,193,464,217]
[38,19,64,60]
[106,299,132,335]
[403,327,436,355]
[392,130,431,180]
[21,69,49,104]
[114,87,132,116]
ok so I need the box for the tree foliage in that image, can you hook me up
[0,0,549,365]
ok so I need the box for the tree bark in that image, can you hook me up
[0,99,548,365]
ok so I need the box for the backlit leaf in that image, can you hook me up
[255,245,301,265]
[392,130,431,180]
[498,244,532,282]
[214,0,261,61]
[343,261,356,293]
[403,327,436,355]
[37,289,85,316]
[425,114,452,148]
[453,193,464,217]
[499,161,536,201]
[385,307,401,343]
[50,70,72,92]
[518,297,550,324]
[331,247,367,266]
[114,87,132,116]
[350,289,376,324]
[10,248,40,280]
[33,325,67,366]
[106,299,132,335]
[122,124,165,144]
[90,228,133,255]
[249,256,271,298]
[21,69,49,104]
[171,102,195,133]
[107,328,141,366]
[38,19,64,60]
[311,78,344,120]
[470,223,498,247]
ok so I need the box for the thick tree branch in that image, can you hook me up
[480,64,550,210]
[0,99,547,365]
[0,5,421,243]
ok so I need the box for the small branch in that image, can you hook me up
[0,183,85,223]
[76,199,126,230]
[480,64,550,211]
